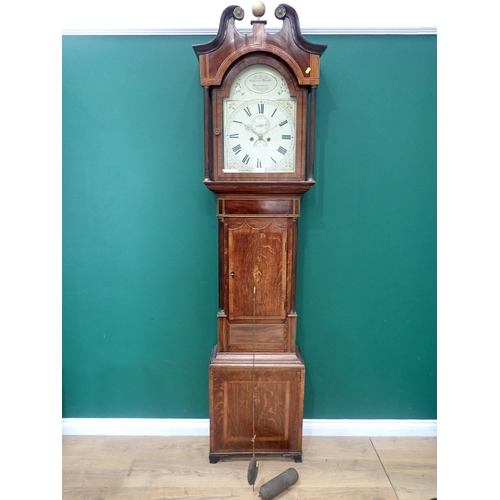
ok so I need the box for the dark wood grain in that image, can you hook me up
[195,4,326,462]
[210,53,309,185]
[228,219,286,321]
[307,86,317,182]
[193,4,326,87]
[203,86,212,181]
[222,199,294,216]
[205,181,315,195]
[209,349,305,456]
[216,216,299,353]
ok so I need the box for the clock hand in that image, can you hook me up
[244,122,268,136]
[262,122,281,136]
[241,124,267,147]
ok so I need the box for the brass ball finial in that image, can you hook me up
[252,1,266,19]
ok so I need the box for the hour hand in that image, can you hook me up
[244,122,262,139]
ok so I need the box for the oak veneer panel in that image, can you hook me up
[227,219,287,321]
[209,357,304,455]
[229,323,284,347]
[218,215,298,353]
[222,198,295,216]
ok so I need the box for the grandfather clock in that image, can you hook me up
[193,3,326,463]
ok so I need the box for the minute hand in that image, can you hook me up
[263,119,291,137]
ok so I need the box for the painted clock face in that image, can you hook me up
[223,65,296,173]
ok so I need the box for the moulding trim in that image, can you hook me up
[62,418,437,437]
[62,27,437,36]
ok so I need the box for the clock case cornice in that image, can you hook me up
[193,4,327,87]
[193,4,326,195]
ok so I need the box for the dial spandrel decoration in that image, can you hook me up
[224,64,296,173]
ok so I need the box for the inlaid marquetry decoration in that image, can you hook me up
[193,3,326,464]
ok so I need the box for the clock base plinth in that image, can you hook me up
[209,347,305,462]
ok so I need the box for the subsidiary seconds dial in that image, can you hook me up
[224,99,296,173]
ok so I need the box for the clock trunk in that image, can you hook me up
[217,196,300,353]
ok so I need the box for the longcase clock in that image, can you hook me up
[193,2,326,464]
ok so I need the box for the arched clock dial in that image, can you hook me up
[223,64,297,173]
[225,98,295,172]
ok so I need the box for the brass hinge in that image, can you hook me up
[284,300,287,309]
[285,241,288,251]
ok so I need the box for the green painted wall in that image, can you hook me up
[62,34,436,419]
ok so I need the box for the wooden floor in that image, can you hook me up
[62,435,436,500]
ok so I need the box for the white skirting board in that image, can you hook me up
[62,418,436,437]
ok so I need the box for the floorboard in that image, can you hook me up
[62,435,436,500]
